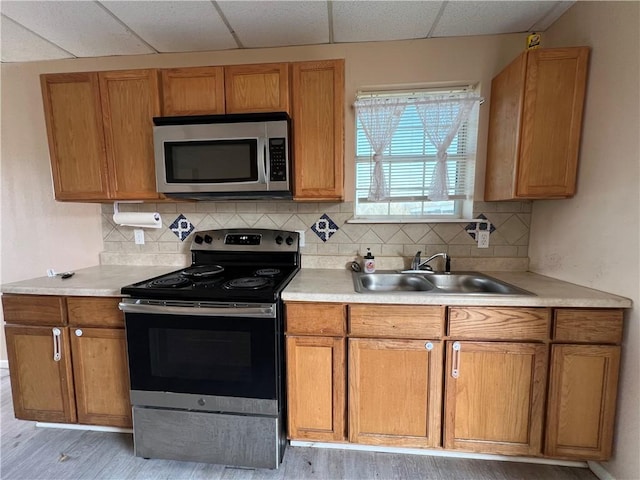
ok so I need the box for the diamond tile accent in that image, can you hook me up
[311,213,339,242]
[465,213,496,240]
[169,214,194,241]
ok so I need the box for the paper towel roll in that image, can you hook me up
[113,212,162,229]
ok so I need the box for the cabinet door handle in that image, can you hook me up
[425,342,434,351]
[52,328,61,362]
[451,341,461,378]
[75,329,83,337]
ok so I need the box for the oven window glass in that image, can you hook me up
[149,329,252,382]
[165,139,258,183]
[126,313,278,400]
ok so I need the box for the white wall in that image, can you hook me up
[529,2,640,479]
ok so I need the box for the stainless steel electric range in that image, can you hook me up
[119,228,300,469]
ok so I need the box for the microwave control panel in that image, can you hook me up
[268,138,287,182]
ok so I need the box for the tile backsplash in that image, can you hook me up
[100,201,531,271]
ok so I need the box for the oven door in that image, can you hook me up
[121,301,281,415]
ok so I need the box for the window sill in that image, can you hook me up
[347,217,485,224]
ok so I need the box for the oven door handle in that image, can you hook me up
[118,300,276,318]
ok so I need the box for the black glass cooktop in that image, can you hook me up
[121,264,298,303]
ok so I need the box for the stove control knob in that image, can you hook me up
[275,235,283,245]
[286,236,294,246]
[204,235,213,244]
[197,398,206,407]
[194,235,203,244]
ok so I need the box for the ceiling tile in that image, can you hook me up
[333,1,443,43]
[101,1,237,53]
[431,1,557,37]
[217,1,329,48]
[531,1,575,30]
[0,0,154,57]
[0,15,73,63]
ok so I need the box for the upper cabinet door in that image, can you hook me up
[485,47,589,200]
[41,73,110,201]
[224,63,290,113]
[291,60,345,201]
[99,69,161,200]
[161,66,225,116]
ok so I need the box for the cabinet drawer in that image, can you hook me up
[285,303,346,336]
[67,297,124,328]
[448,307,550,341]
[349,305,444,339]
[553,309,623,344]
[2,294,66,326]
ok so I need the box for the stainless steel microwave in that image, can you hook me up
[153,112,292,199]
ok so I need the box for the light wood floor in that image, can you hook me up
[0,369,597,480]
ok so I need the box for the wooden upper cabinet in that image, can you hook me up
[225,63,290,113]
[98,69,161,200]
[485,47,590,200]
[41,73,110,200]
[291,60,345,201]
[161,66,225,116]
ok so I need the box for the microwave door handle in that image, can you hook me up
[258,137,268,185]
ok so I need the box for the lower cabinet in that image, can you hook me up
[285,302,347,442]
[286,335,345,441]
[443,341,547,456]
[5,325,76,423]
[284,302,625,462]
[545,308,623,460]
[3,294,132,428]
[349,338,442,448]
[70,327,132,427]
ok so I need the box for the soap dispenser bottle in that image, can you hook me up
[364,248,376,273]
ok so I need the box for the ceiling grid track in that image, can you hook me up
[327,1,335,44]
[94,1,159,53]
[211,1,244,49]
[426,1,448,38]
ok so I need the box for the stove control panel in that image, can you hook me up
[190,228,299,253]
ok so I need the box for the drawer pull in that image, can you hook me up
[52,328,61,362]
[75,329,83,337]
[451,341,461,378]
[425,342,434,351]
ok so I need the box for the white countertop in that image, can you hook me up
[282,269,633,308]
[1,265,179,297]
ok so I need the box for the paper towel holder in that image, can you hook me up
[113,201,162,229]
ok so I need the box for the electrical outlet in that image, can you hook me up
[477,230,490,248]
[296,230,305,247]
[134,229,145,245]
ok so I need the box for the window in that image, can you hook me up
[354,88,481,221]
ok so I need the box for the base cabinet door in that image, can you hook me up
[70,327,132,428]
[444,341,547,456]
[545,345,621,460]
[286,336,345,441]
[349,338,442,448]
[4,325,76,423]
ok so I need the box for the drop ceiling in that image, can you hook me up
[0,1,574,64]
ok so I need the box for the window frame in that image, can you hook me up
[353,86,479,222]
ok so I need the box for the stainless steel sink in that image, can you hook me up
[355,273,435,292]
[352,271,534,295]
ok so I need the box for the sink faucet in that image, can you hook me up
[411,251,451,273]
